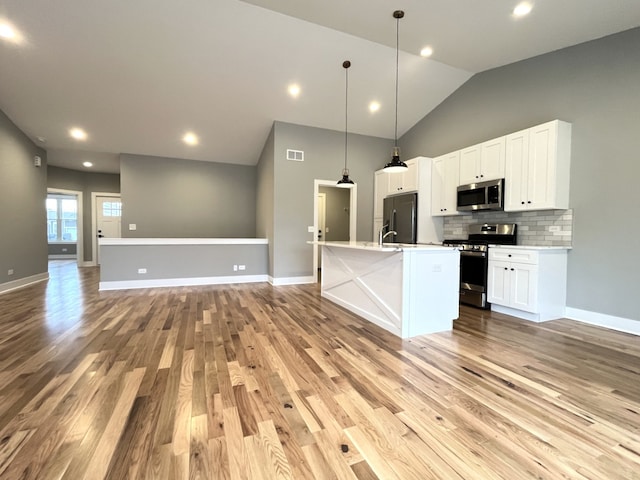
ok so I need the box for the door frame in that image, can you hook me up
[47,188,84,267]
[91,192,121,266]
[312,180,357,283]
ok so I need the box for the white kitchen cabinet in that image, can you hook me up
[459,137,506,186]
[432,152,462,216]
[488,247,568,322]
[373,157,443,242]
[505,120,571,211]
[387,158,419,194]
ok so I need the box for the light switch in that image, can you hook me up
[307,226,314,233]
[129,224,137,231]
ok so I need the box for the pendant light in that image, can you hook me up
[337,60,354,185]
[383,10,408,173]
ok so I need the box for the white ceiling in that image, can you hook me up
[1,0,639,174]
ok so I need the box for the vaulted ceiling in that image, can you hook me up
[1,0,639,173]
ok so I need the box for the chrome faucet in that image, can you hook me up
[378,224,397,246]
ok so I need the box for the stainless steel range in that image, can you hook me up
[443,224,517,309]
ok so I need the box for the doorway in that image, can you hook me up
[46,188,83,268]
[92,193,122,265]
[312,180,357,283]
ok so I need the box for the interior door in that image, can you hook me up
[96,196,122,264]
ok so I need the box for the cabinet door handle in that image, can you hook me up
[510,268,515,271]
[508,254,512,257]
[527,200,532,204]
[504,267,508,270]
[480,174,484,178]
[521,201,525,204]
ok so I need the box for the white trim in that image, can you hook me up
[565,307,640,336]
[491,304,549,322]
[0,272,49,295]
[99,274,269,291]
[47,188,83,269]
[312,179,358,283]
[79,261,94,268]
[268,275,315,286]
[99,237,268,246]
[91,192,121,266]
[48,254,78,260]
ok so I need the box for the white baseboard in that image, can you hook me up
[99,274,269,291]
[565,307,640,336]
[79,261,95,267]
[48,254,77,260]
[269,275,315,286]
[0,272,49,295]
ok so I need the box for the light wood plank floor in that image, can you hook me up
[1,261,639,479]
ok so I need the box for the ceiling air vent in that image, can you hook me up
[286,149,304,162]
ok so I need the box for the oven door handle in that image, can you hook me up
[459,251,487,258]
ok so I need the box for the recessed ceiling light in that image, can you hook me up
[183,132,198,146]
[420,46,433,58]
[513,2,533,17]
[288,84,301,98]
[369,101,381,113]
[83,161,93,168]
[69,128,87,141]
[0,21,23,44]
[0,23,16,39]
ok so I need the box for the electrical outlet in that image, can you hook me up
[549,226,561,232]
[138,268,147,274]
[62,248,68,252]
[307,226,314,233]
[432,264,442,272]
[129,224,137,231]
[7,269,14,276]
[325,227,330,233]
[238,265,246,271]
[233,265,238,271]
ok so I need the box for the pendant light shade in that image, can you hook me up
[383,10,408,173]
[337,60,354,185]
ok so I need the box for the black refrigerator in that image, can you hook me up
[382,192,418,244]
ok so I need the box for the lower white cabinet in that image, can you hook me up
[487,247,568,322]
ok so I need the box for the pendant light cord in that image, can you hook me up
[394,14,399,148]
[344,64,349,170]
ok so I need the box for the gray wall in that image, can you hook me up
[47,166,120,263]
[256,126,275,276]
[48,243,77,256]
[100,244,268,282]
[272,121,394,278]
[319,186,350,241]
[400,27,640,321]
[0,108,48,286]
[120,154,256,238]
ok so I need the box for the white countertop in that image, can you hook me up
[100,238,268,246]
[311,241,456,252]
[489,244,572,250]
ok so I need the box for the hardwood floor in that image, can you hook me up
[1,261,639,479]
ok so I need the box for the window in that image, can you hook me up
[102,201,122,217]
[47,195,78,242]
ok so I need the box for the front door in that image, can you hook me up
[96,196,122,264]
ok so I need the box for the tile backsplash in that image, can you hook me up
[443,209,573,246]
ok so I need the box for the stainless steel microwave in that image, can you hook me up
[456,178,504,211]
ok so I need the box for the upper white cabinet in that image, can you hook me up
[505,120,571,212]
[459,137,506,185]
[387,158,419,194]
[431,152,462,216]
[373,157,443,242]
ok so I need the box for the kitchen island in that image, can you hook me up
[316,241,460,338]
